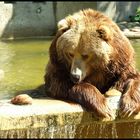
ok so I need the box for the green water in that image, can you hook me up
[0,39,51,99]
[0,39,140,99]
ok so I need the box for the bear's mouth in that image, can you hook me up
[70,74,81,83]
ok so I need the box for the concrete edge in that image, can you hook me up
[0,95,140,131]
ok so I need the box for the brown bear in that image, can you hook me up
[11,9,140,120]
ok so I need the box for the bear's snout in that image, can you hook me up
[70,73,81,83]
[70,67,82,83]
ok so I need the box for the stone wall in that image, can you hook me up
[0,1,140,39]
[0,1,56,39]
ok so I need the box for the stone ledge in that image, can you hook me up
[0,95,140,138]
[117,22,140,39]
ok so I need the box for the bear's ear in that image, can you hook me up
[49,19,70,65]
[58,19,70,31]
[97,25,112,41]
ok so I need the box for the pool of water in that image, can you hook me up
[0,39,51,99]
[0,39,140,100]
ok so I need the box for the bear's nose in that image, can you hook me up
[70,74,81,83]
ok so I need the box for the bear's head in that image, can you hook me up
[50,9,134,84]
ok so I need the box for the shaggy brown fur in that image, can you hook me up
[11,9,140,119]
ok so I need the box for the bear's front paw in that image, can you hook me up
[69,83,115,120]
[119,94,140,118]
[11,94,33,105]
[92,98,115,121]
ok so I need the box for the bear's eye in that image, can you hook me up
[68,52,74,58]
[81,54,89,60]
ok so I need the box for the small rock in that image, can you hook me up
[123,28,130,33]
[130,26,140,32]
